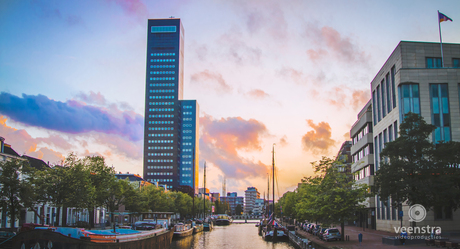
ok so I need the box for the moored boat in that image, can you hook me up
[262,225,289,242]
[173,223,194,238]
[11,226,173,249]
[214,214,232,226]
[193,224,203,234]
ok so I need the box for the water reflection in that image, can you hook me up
[170,221,295,249]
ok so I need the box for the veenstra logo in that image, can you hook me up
[393,204,441,238]
[408,204,426,222]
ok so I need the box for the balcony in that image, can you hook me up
[350,133,373,155]
[351,154,374,173]
[350,112,372,137]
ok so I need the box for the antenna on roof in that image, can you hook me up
[169,16,175,18]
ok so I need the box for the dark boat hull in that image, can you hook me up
[203,222,213,231]
[12,228,173,249]
[214,219,231,226]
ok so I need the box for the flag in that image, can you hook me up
[439,11,453,23]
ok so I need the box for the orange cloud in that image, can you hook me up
[278,135,288,147]
[200,115,269,179]
[190,70,233,93]
[0,115,66,163]
[247,89,270,99]
[351,89,370,110]
[301,119,336,154]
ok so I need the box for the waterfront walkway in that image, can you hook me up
[288,223,430,249]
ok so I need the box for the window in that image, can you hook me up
[372,90,377,124]
[430,84,451,143]
[386,73,392,113]
[394,121,398,139]
[453,58,460,68]
[381,79,386,117]
[398,84,420,120]
[151,26,176,33]
[391,66,396,108]
[389,124,393,142]
[377,85,381,122]
[426,57,442,68]
[374,136,379,171]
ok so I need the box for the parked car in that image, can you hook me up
[312,225,321,236]
[308,224,317,234]
[323,228,341,241]
[317,228,327,238]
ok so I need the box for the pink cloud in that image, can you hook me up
[76,91,107,106]
[200,115,269,179]
[106,0,148,22]
[29,147,65,165]
[0,116,66,162]
[301,119,336,154]
[305,24,369,64]
[351,89,371,110]
[247,89,270,99]
[190,70,233,93]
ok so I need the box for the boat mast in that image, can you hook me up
[272,143,275,220]
[267,173,269,217]
[204,161,206,219]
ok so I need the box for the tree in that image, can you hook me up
[276,191,297,218]
[0,159,28,228]
[296,157,369,240]
[85,156,116,228]
[375,112,460,212]
[235,204,243,215]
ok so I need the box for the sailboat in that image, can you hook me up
[202,162,214,231]
[261,144,289,242]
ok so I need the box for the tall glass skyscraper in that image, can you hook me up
[144,18,198,193]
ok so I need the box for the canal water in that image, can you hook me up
[170,221,296,249]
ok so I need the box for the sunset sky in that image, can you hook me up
[1,0,459,199]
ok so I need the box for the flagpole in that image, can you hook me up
[438,10,445,68]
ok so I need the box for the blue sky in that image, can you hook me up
[1,0,459,197]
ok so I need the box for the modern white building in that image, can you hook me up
[350,101,375,229]
[244,187,260,215]
[369,41,460,232]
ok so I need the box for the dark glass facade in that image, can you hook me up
[144,19,198,192]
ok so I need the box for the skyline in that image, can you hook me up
[1,0,460,198]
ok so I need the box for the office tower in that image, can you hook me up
[353,41,460,232]
[143,18,199,193]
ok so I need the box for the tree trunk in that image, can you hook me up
[41,203,45,225]
[341,221,345,241]
[89,207,95,228]
[56,207,61,226]
[62,206,68,227]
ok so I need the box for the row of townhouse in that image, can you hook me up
[349,41,460,233]
[0,137,150,230]
[0,137,108,229]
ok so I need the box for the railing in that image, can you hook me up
[0,234,16,248]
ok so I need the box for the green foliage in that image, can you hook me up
[295,157,369,227]
[375,112,460,210]
[0,159,29,228]
[276,191,297,218]
[235,204,243,215]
